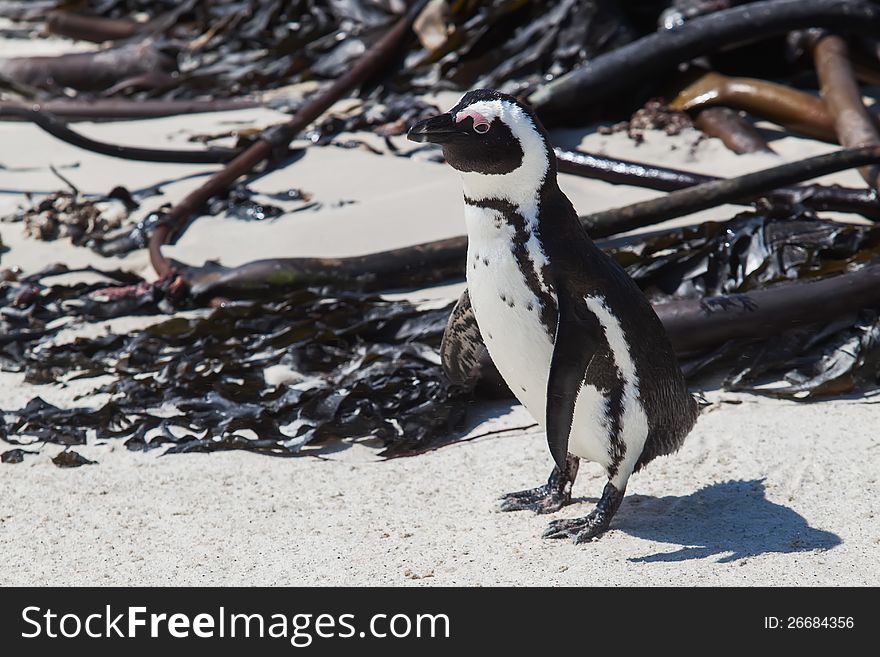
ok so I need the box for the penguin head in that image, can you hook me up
[408,89,554,198]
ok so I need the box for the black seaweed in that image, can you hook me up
[1,448,35,463]
[2,1,636,112]
[1,288,470,459]
[51,449,96,468]
[605,212,880,398]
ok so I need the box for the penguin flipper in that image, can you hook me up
[440,289,488,387]
[546,283,601,471]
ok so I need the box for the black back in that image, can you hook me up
[538,178,699,468]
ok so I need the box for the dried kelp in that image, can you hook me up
[1,448,35,463]
[598,99,693,145]
[0,290,469,458]
[1,181,312,257]
[51,449,96,468]
[2,189,133,247]
[45,11,140,43]
[0,42,177,94]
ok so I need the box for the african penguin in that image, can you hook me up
[408,89,699,543]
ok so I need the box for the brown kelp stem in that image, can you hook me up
[555,147,880,220]
[813,34,880,190]
[0,42,175,92]
[149,0,429,279]
[0,99,261,122]
[529,0,880,124]
[670,71,836,141]
[692,107,774,154]
[555,148,708,191]
[656,261,880,356]
[174,148,880,300]
[583,146,880,237]
[0,106,238,163]
[45,11,139,42]
[182,237,469,300]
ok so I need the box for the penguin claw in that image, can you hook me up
[497,485,570,514]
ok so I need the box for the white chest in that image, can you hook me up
[465,203,554,421]
[463,203,629,469]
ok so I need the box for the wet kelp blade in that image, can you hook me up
[608,212,880,398]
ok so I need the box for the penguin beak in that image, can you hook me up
[407,113,460,144]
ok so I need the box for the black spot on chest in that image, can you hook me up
[465,195,557,337]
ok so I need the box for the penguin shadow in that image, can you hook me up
[599,479,841,563]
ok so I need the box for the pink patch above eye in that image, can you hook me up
[456,109,490,132]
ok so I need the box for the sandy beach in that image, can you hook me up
[2,94,879,586]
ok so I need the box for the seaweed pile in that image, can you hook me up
[0,182,315,256]
[2,187,135,247]
[0,280,469,460]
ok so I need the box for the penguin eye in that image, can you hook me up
[473,122,490,134]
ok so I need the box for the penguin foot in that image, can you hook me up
[542,510,612,542]
[498,484,570,514]
[542,481,624,543]
[497,456,579,515]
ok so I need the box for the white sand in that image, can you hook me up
[1,97,879,586]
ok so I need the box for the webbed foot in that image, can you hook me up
[542,481,624,543]
[497,455,578,514]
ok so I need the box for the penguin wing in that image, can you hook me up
[546,282,602,471]
[440,289,488,386]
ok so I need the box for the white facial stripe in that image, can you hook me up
[457,99,549,220]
